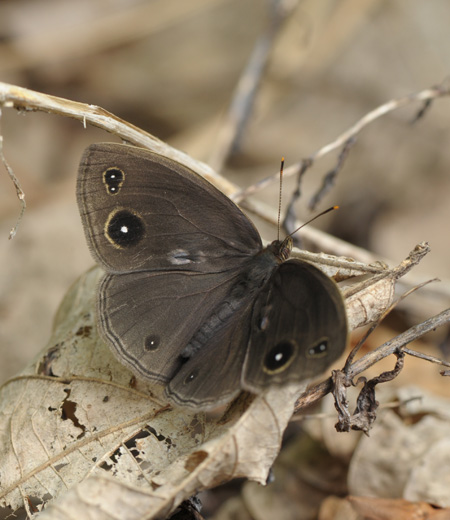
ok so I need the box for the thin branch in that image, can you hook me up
[402,347,450,368]
[208,0,295,172]
[307,136,356,211]
[232,81,450,204]
[0,107,26,239]
[0,82,236,196]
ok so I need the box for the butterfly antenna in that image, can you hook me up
[277,157,285,242]
[287,206,339,239]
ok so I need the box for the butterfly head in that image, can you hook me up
[269,236,293,263]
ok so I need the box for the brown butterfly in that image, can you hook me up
[77,143,347,410]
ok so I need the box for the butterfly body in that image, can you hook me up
[77,143,348,410]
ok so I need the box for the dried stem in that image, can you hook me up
[0,107,26,239]
[232,81,450,203]
[208,0,294,172]
[0,82,235,196]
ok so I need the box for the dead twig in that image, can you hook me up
[0,107,26,239]
[208,0,295,172]
[0,82,234,196]
[307,137,357,211]
[232,81,450,204]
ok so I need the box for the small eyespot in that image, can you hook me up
[103,167,124,195]
[144,335,160,351]
[184,369,199,385]
[264,341,296,374]
[307,340,328,358]
[105,209,144,248]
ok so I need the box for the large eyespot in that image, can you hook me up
[144,335,160,351]
[263,341,296,374]
[103,167,124,195]
[307,339,329,358]
[105,209,145,248]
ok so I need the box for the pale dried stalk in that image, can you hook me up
[0,80,380,269]
[0,106,26,239]
[1,81,449,302]
[232,81,450,203]
[0,82,233,193]
[208,0,295,172]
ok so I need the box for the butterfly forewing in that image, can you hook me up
[77,143,262,274]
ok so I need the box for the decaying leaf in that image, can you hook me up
[0,267,306,519]
[0,247,426,518]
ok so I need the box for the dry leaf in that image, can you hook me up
[0,267,305,519]
[345,278,394,331]
[0,237,409,518]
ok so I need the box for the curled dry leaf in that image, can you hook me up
[0,267,305,519]
[345,278,394,331]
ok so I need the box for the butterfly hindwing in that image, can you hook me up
[242,260,348,392]
[98,267,245,385]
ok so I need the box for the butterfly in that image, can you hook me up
[77,143,347,410]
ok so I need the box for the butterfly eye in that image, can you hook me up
[307,339,328,358]
[144,335,160,351]
[105,209,145,248]
[264,341,296,374]
[103,167,124,195]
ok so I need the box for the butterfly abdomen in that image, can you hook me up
[180,298,239,359]
[180,253,279,361]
